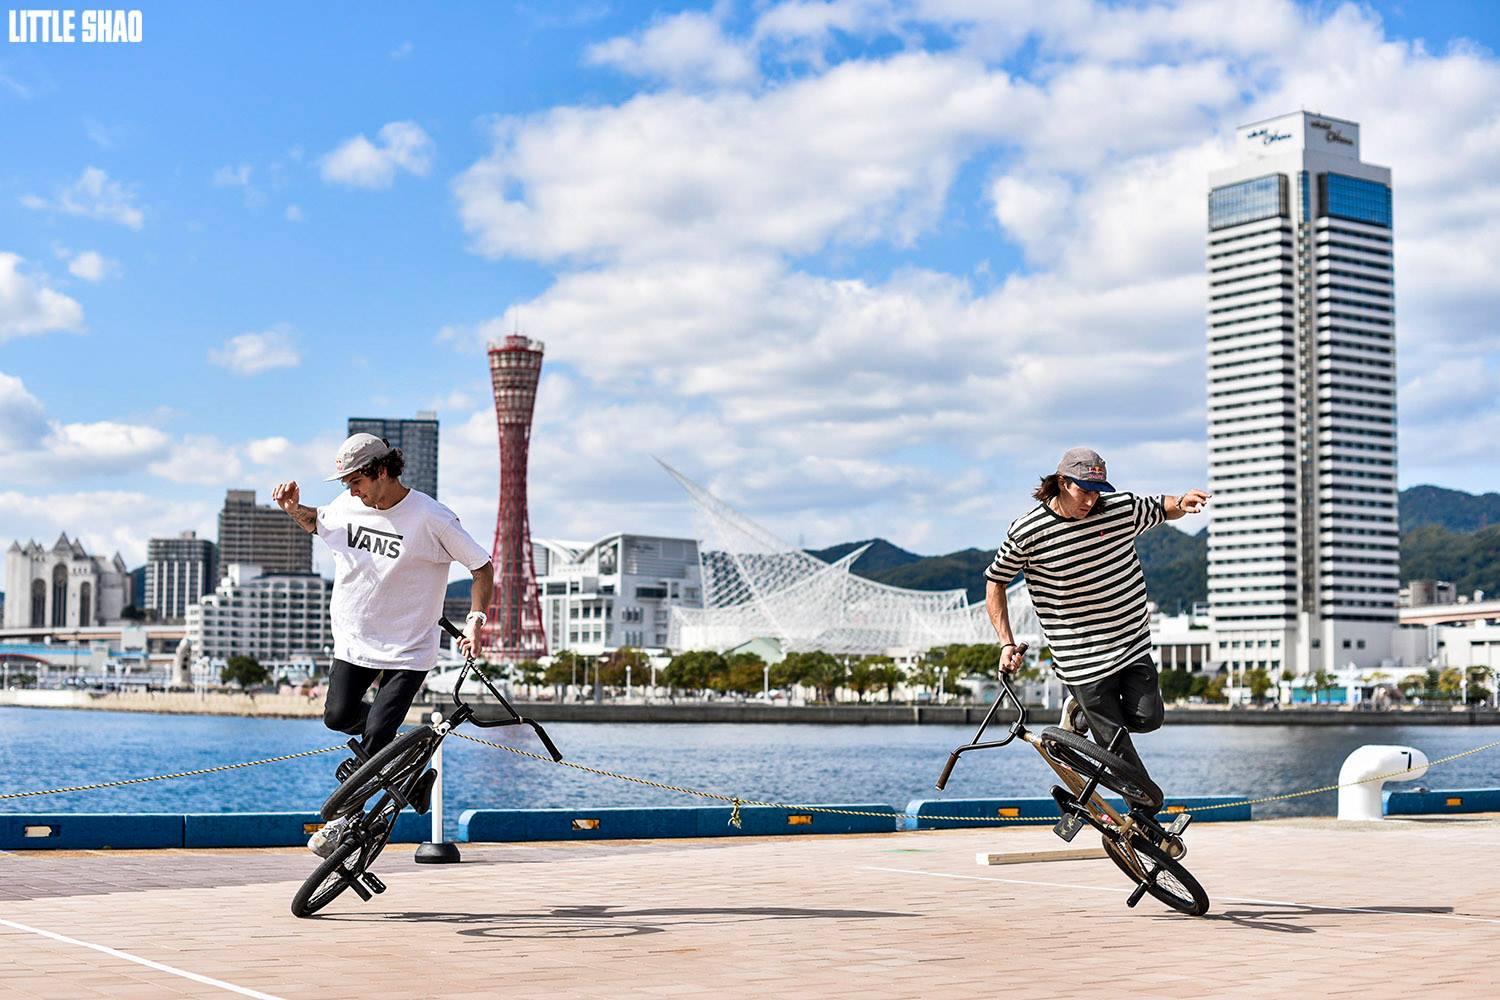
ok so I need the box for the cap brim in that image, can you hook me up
[1074,479,1114,492]
[323,470,353,483]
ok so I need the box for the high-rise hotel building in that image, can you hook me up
[1207,112,1398,675]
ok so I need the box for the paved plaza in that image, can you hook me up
[2,816,1497,999]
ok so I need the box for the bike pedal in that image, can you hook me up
[335,757,358,782]
[361,872,386,894]
[1052,813,1084,843]
[1165,812,1193,837]
[410,769,437,815]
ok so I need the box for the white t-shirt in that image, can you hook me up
[316,488,490,671]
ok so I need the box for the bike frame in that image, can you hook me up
[935,660,1144,847]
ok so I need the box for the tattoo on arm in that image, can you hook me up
[286,503,318,534]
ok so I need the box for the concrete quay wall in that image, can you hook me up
[456,700,1500,726]
[4,688,1498,725]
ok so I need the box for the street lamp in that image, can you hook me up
[626,663,632,702]
[763,662,770,700]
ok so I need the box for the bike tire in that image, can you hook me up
[1102,833,1210,916]
[321,725,438,821]
[1038,726,1164,811]
[291,838,362,918]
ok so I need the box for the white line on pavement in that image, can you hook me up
[862,866,1500,926]
[0,917,287,999]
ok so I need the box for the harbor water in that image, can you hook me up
[3,707,1499,840]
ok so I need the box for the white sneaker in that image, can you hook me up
[1059,695,1088,735]
[307,815,349,858]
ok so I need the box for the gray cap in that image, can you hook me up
[324,433,392,482]
[1057,447,1113,492]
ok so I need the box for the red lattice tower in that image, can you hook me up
[483,335,548,660]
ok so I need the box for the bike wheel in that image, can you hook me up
[291,838,362,918]
[1102,833,1209,916]
[1038,726,1163,811]
[321,725,437,821]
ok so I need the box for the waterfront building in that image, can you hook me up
[536,533,704,655]
[1206,111,1398,676]
[3,533,129,629]
[145,531,218,623]
[217,489,312,574]
[1401,580,1458,608]
[186,564,332,670]
[660,462,1034,655]
[347,411,440,499]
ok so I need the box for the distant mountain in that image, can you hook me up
[805,538,924,573]
[1399,485,1500,533]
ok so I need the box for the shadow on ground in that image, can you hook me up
[318,903,917,938]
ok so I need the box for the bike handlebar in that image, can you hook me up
[932,643,1029,790]
[434,617,564,762]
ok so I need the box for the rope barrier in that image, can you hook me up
[0,745,344,801]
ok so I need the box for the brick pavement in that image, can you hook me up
[1,817,1497,999]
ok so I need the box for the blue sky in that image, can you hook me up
[3,1,1499,570]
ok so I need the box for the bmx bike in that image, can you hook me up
[291,617,563,918]
[936,649,1209,916]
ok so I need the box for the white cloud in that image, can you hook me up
[319,121,434,189]
[146,434,246,487]
[284,204,304,222]
[441,0,1500,548]
[212,164,253,188]
[0,370,49,449]
[0,253,86,341]
[455,53,1021,263]
[208,328,301,376]
[0,490,218,567]
[66,250,117,282]
[390,40,413,60]
[586,10,757,88]
[21,166,144,229]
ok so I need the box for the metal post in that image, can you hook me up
[415,711,460,864]
[763,663,769,700]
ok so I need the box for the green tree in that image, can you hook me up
[1244,667,1273,703]
[545,651,584,699]
[1437,667,1464,701]
[663,650,724,697]
[719,652,766,696]
[871,660,905,702]
[785,650,844,703]
[846,656,882,703]
[1466,666,1493,704]
[1203,674,1227,703]
[1159,667,1193,703]
[514,659,544,698]
[221,655,268,689]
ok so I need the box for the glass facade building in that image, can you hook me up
[1206,112,1398,676]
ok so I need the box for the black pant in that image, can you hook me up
[1067,656,1165,778]
[323,660,428,756]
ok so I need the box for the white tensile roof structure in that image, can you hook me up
[659,460,1041,655]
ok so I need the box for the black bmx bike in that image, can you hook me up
[291,617,564,918]
[936,650,1209,916]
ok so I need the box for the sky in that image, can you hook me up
[2,0,1499,575]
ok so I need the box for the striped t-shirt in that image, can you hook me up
[984,491,1166,686]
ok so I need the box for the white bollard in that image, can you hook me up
[414,711,461,863]
[1337,744,1429,821]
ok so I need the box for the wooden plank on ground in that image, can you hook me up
[975,847,1107,865]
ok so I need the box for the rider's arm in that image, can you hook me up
[985,578,1015,647]
[1162,489,1211,521]
[468,562,494,619]
[271,481,317,534]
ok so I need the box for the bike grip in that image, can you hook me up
[936,752,959,790]
[532,723,564,762]
[438,617,464,640]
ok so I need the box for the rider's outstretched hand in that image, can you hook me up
[272,480,301,511]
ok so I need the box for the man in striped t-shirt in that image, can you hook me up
[984,447,1210,777]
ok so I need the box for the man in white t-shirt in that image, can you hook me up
[272,432,493,854]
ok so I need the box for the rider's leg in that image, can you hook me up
[360,668,429,755]
[324,660,381,738]
[1068,656,1162,776]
